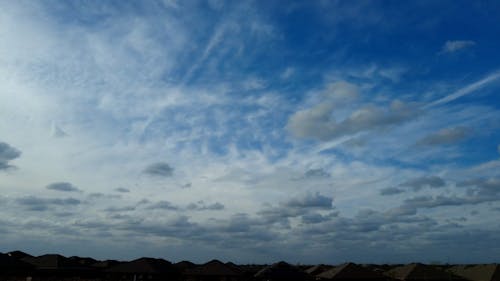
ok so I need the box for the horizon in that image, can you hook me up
[1,1,500,264]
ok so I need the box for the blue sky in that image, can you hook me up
[1,0,500,264]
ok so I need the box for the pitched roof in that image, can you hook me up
[185,259,242,276]
[173,260,197,272]
[7,250,33,259]
[306,264,334,276]
[254,261,310,280]
[449,264,500,281]
[107,257,177,274]
[68,256,98,266]
[22,254,90,270]
[0,253,34,271]
[316,263,386,280]
[385,263,463,281]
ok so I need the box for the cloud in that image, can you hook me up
[380,187,405,196]
[87,193,121,199]
[257,192,334,226]
[417,126,469,146]
[0,141,21,170]
[441,40,476,53]
[280,67,295,80]
[146,200,179,210]
[381,176,446,196]
[396,178,500,212]
[46,182,80,192]
[457,177,500,197]
[399,176,446,191]
[50,122,67,138]
[114,187,130,193]
[143,162,174,177]
[104,205,136,212]
[285,192,333,209]
[303,168,330,179]
[16,196,81,211]
[425,71,500,108]
[288,88,419,140]
[187,201,225,211]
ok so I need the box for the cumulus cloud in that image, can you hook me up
[143,162,174,177]
[285,192,332,209]
[288,91,418,141]
[399,176,446,191]
[441,40,476,53]
[146,200,179,210]
[380,187,405,196]
[258,192,334,225]
[46,182,80,192]
[187,201,225,211]
[417,126,469,146]
[380,176,445,195]
[87,193,121,199]
[114,187,130,193]
[0,141,21,170]
[16,196,81,211]
[394,178,500,212]
[303,168,330,179]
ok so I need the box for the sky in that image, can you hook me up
[1,0,500,264]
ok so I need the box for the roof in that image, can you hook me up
[316,263,386,280]
[185,260,242,276]
[385,263,463,281]
[254,261,310,280]
[22,254,91,270]
[7,250,33,259]
[449,264,500,281]
[68,256,98,266]
[106,257,177,274]
[0,253,34,271]
[173,260,197,272]
[306,264,335,276]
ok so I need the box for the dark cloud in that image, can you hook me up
[304,168,330,178]
[187,201,225,211]
[143,162,174,177]
[285,192,332,208]
[51,123,68,138]
[104,205,136,212]
[0,141,21,170]
[400,176,446,191]
[146,200,179,210]
[258,192,334,226]
[301,211,338,224]
[380,187,405,196]
[380,176,445,196]
[46,182,80,192]
[288,99,419,141]
[16,196,81,211]
[114,187,130,193]
[417,126,469,146]
[87,193,121,199]
[457,178,500,197]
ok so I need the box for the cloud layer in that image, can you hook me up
[1,1,500,264]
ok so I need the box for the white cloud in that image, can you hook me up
[425,71,500,108]
[441,40,476,53]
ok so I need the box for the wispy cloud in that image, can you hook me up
[425,71,500,108]
[441,40,476,53]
